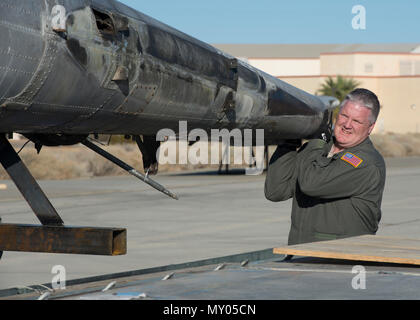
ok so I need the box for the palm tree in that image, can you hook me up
[317,75,361,120]
[317,76,361,101]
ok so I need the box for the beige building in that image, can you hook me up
[214,44,420,134]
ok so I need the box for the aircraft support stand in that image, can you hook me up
[0,135,63,226]
[0,135,126,256]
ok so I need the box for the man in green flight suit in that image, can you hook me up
[265,88,386,245]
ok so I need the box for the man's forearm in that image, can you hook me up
[264,144,298,202]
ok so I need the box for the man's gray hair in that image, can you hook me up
[340,88,380,125]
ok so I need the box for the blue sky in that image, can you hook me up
[118,0,420,44]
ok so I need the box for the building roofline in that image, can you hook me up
[213,43,420,59]
[320,52,420,56]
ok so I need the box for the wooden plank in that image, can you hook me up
[273,235,420,266]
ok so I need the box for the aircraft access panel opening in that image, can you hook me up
[92,8,115,35]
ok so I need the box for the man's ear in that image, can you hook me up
[368,122,376,135]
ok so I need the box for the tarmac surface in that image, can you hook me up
[0,156,419,292]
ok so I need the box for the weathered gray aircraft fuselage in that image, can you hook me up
[0,0,329,143]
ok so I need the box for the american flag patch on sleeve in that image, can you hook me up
[341,152,363,168]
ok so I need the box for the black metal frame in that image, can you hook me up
[0,135,126,256]
[0,135,63,226]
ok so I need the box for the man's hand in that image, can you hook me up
[320,123,332,142]
[315,111,333,142]
[314,110,333,142]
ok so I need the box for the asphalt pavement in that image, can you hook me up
[0,157,419,290]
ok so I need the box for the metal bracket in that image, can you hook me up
[134,135,159,175]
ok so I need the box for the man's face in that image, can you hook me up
[334,100,375,149]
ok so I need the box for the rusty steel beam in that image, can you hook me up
[0,224,126,256]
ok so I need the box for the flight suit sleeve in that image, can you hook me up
[297,150,383,200]
[264,145,299,202]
